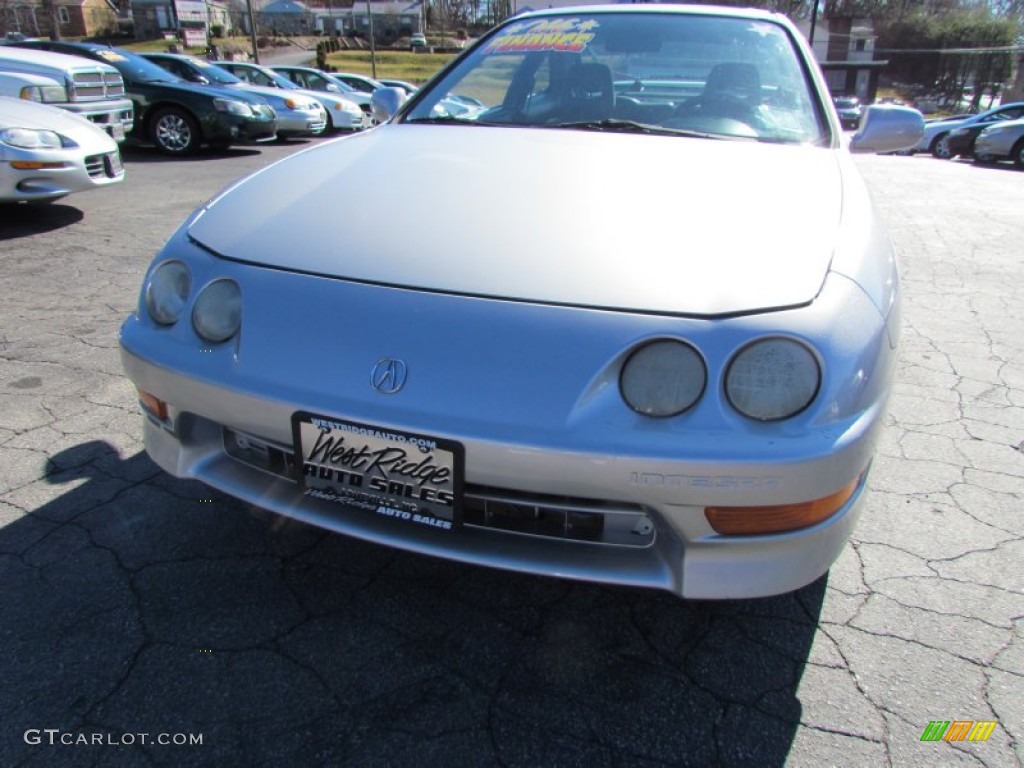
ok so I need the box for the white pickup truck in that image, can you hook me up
[0,47,133,142]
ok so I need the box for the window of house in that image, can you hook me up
[58,6,70,24]
[855,39,866,52]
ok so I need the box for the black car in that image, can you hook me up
[831,95,862,130]
[10,41,277,154]
[943,102,1024,158]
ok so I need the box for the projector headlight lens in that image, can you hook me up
[726,338,820,421]
[145,261,191,326]
[620,340,706,417]
[191,279,241,343]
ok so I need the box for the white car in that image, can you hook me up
[1,95,123,203]
[329,72,385,96]
[215,61,368,133]
[271,66,372,116]
[973,117,1024,167]
[121,6,923,600]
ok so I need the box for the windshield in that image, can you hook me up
[189,58,244,85]
[403,11,828,144]
[91,48,186,84]
[252,67,300,90]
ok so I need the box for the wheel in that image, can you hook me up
[931,133,952,159]
[1013,138,1024,169]
[149,107,201,155]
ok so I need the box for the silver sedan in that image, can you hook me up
[120,6,922,600]
[1,95,123,203]
[973,117,1024,167]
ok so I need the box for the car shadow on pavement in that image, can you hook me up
[120,145,265,163]
[0,203,84,240]
[1,440,824,766]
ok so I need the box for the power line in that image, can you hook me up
[872,44,1024,53]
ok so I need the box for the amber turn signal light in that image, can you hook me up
[705,477,861,536]
[10,161,67,170]
[137,388,169,422]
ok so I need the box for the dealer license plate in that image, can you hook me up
[105,151,123,176]
[292,412,463,531]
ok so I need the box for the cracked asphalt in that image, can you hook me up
[1,141,1021,767]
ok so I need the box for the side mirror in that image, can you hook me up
[849,104,924,154]
[371,86,407,123]
[325,83,341,93]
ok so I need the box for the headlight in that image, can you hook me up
[213,98,254,117]
[145,261,191,326]
[620,340,706,417]
[725,338,820,421]
[19,85,69,103]
[192,279,241,343]
[0,127,64,149]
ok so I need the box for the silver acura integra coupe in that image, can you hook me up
[120,5,923,599]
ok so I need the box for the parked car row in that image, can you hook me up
[897,101,1024,162]
[0,46,405,204]
[2,42,372,156]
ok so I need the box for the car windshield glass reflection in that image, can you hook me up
[94,49,186,84]
[403,13,826,144]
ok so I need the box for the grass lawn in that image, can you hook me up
[323,51,455,86]
[117,39,454,86]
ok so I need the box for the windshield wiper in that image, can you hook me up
[405,115,472,125]
[404,115,508,128]
[547,119,758,141]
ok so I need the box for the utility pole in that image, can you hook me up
[808,0,820,49]
[365,0,376,78]
[246,0,260,63]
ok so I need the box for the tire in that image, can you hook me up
[931,133,952,159]
[1013,139,1024,169]
[149,107,201,155]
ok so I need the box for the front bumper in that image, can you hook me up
[275,107,328,137]
[121,343,875,599]
[973,133,1013,160]
[119,237,896,599]
[1,146,123,202]
[203,112,277,145]
[946,132,976,156]
[58,99,134,142]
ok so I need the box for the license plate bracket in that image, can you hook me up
[292,412,464,531]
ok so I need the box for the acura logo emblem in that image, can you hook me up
[371,358,408,394]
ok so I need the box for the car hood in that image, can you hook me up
[188,125,845,316]
[0,96,118,150]
[142,79,268,105]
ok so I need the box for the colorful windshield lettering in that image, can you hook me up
[484,18,599,54]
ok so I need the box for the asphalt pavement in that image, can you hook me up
[0,140,1021,767]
